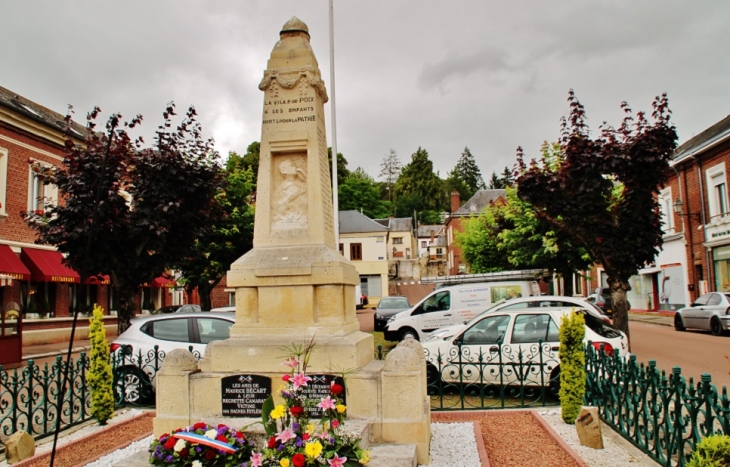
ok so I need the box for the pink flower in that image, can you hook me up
[281,359,300,368]
[250,452,263,467]
[328,454,348,467]
[291,372,312,390]
[276,428,297,444]
[332,420,340,428]
[317,395,336,411]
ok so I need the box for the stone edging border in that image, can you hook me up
[432,409,588,467]
[11,411,154,467]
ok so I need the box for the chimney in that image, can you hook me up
[430,230,435,243]
[450,191,461,213]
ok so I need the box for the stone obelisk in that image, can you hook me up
[208,17,373,373]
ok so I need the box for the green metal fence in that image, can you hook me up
[585,343,730,467]
[0,355,91,445]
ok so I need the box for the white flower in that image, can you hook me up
[174,439,186,452]
[205,429,218,440]
[192,461,203,467]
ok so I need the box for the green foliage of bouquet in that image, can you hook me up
[149,422,254,466]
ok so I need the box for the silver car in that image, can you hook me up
[111,312,234,403]
[674,292,730,336]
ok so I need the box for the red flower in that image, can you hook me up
[204,450,216,460]
[290,406,304,416]
[164,437,176,450]
[268,436,277,448]
[292,453,306,467]
[302,433,310,441]
[159,433,170,441]
[235,431,245,440]
[179,448,189,458]
[217,423,228,429]
[331,383,344,395]
[216,434,229,443]
[193,422,207,430]
[282,374,291,382]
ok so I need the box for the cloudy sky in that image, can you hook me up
[3,2,729,181]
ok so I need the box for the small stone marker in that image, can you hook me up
[575,406,604,449]
[302,374,345,418]
[5,431,35,464]
[221,374,272,416]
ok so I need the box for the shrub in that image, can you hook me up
[687,434,730,467]
[87,304,114,424]
[559,310,586,424]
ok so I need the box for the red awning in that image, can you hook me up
[0,245,31,281]
[150,276,176,288]
[20,248,80,283]
[85,274,111,285]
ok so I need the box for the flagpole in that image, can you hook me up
[329,0,340,247]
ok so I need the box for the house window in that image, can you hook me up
[421,240,427,248]
[706,163,728,220]
[436,248,443,256]
[28,164,57,213]
[350,243,362,261]
[659,188,673,232]
[392,237,403,245]
[0,147,7,218]
[339,243,344,255]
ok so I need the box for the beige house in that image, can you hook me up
[375,217,417,260]
[338,210,389,302]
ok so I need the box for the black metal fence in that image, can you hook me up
[584,343,730,467]
[424,341,561,410]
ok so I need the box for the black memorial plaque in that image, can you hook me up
[221,374,272,417]
[302,374,346,418]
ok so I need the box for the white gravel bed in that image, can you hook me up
[419,422,481,467]
[85,435,154,467]
[538,408,657,466]
[0,409,145,467]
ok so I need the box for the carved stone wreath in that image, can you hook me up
[259,67,328,103]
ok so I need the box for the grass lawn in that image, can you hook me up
[370,331,397,359]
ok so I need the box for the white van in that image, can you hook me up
[383,280,540,341]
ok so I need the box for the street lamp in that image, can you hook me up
[673,198,701,221]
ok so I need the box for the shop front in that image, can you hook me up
[0,245,31,365]
[20,247,80,317]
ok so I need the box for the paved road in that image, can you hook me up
[629,320,730,391]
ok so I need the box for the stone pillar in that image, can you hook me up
[153,349,198,436]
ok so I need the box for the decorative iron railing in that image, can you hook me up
[424,341,561,410]
[0,355,90,446]
[584,343,730,467]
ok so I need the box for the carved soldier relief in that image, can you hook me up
[272,154,308,229]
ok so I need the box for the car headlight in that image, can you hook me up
[387,315,397,323]
[374,313,383,320]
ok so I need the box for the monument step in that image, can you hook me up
[367,443,418,467]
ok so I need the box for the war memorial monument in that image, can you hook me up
[153,17,431,465]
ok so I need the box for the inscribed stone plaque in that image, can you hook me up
[221,375,272,416]
[302,374,345,418]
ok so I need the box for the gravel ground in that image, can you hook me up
[420,423,481,467]
[1,408,656,466]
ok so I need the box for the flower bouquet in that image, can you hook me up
[149,422,254,466]
[250,342,370,467]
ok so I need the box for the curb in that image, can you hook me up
[530,411,589,467]
[22,346,93,362]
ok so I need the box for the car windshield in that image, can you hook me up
[378,297,410,309]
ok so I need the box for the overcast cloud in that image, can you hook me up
[2,1,729,180]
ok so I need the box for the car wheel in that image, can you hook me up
[674,314,685,332]
[114,366,154,405]
[710,317,723,336]
[548,366,561,399]
[426,363,442,388]
[399,328,419,341]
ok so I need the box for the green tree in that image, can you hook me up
[488,166,515,189]
[558,311,586,424]
[338,169,393,219]
[516,91,678,341]
[228,142,260,175]
[328,147,350,188]
[395,147,446,218]
[450,147,485,195]
[444,171,473,204]
[87,304,114,424]
[379,149,401,203]
[25,104,223,332]
[175,163,256,311]
[456,204,513,273]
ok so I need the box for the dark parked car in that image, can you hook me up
[585,287,630,316]
[373,296,411,332]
